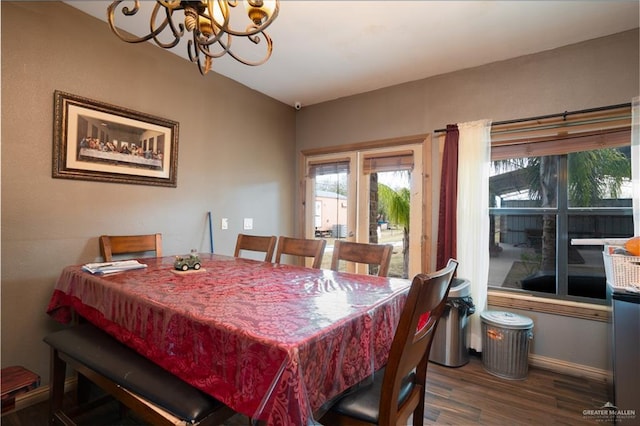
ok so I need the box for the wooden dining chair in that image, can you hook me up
[330,240,394,277]
[320,259,459,426]
[234,233,277,262]
[275,236,327,269]
[99,234,163,261]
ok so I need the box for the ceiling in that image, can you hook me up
[67,1,639,108]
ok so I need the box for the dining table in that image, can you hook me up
[46,253,411,425]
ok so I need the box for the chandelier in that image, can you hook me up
[107,0,279,74]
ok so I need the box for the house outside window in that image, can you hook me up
[487,105,633,303]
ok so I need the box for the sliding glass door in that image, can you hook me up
[304,144,423,277]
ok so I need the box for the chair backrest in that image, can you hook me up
[275,237,327,269]
[330,240,393,277]
[99,234,163,262]
[234,234,277,262]
[379,259,458,425]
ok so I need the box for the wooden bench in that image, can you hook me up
[1,366,40,413]
[43,323,234,425]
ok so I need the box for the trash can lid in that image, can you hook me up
[480,310,533,329]
[448,278,471,298]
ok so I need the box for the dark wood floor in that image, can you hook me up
[3,355,612,425]
[422,356,611,425]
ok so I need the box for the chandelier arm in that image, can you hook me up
[224,35,273,66]
[149,2,183,49]
[107,0,180,47]
[187,39,201,65]
[188,39,213,75]
[198,31,273,66]
[188,33,226,63]
[197,38,233,60]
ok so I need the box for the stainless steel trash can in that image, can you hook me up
[429,278,475,367]
[480,311,534,380]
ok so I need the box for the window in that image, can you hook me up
[488,105,633,303]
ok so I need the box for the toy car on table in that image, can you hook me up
[174,252,201,271]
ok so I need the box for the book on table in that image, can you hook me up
[82,260,147,275]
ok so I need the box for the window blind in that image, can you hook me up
[308,159,350,177]
[362,150,414,174]
[491,106,631,160]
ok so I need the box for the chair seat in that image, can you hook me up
[329,368,416,424]
[44,323,228,423]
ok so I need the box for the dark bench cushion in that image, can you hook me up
[43,323,225,423]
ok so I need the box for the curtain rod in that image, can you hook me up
[433,102,631,133]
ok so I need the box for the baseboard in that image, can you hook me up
[10,377,77,413]
[529,353,612,382]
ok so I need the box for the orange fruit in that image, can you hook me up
[624,236,640,256]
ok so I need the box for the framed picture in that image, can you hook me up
[52,90,178,187]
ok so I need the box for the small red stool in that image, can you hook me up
[1,366,40,414]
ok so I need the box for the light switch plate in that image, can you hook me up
[243,218,253,230]
[221,218,228,230]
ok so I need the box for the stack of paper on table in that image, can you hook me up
[82,260,147,275]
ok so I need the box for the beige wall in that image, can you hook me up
[295,29,639,151]
[294,28,639,374]
[1,1,295,379]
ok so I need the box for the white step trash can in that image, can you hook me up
[480,311,534,380]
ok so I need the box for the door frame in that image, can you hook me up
[299,134,433,274]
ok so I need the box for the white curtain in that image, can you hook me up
[456,119,492,351]
[632,96,639,236]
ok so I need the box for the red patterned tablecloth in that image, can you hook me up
[46,254,410,425]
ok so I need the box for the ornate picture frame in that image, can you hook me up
[52,90,178,187]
